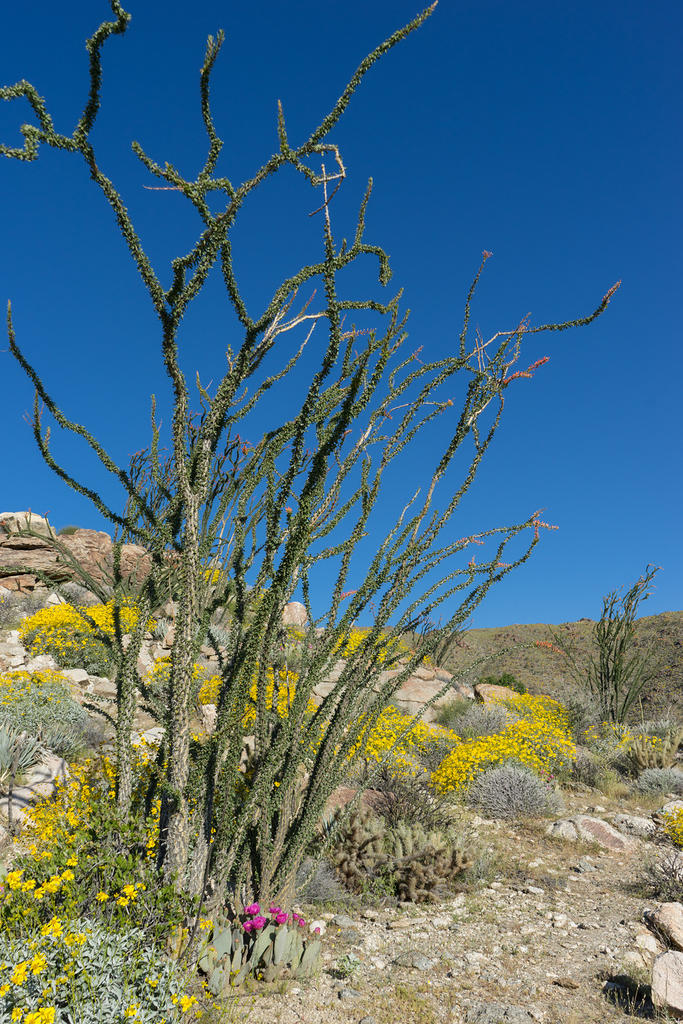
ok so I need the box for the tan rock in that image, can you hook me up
[652,950,683,1017]
[282,601,308,627]
[0,516,156,593]
[474,682,517,704]
[324,785,384,817]
[0,512,56,539]
[636,929,665,958]
[413,665,436,681]
[0,573,37,592]
[646,903,683,951]
[199,704,217,735]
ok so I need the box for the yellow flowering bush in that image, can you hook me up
[1,744,192,946]
[146,658,318,730]
[0,918,198,1023]
[146,657,222,708]
[355,704,458,776]
[430,716,576,793]
[663,807,683,847]
[488,691,572,734]
[333,627,404,663]
[18,601,152,676]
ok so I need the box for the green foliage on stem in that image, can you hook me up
[1,1,618,913]
[550,566,662,724]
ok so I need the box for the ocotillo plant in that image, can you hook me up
[550,565,662,724]
[1,1,618,910]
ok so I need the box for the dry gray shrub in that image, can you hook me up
[370,763,455,831]
[467,763,562,820]
[451,703,511,740]
[635,767,683,795]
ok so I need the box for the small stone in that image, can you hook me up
[25,654,58,672]
[636,930,662,956]
[611,813,657,839]
[393,951,436,971]
[552,977,579,989]
[337,988,361,1002]
[622,950,649,972]
[331,914,357,930]
[57,667,90,685]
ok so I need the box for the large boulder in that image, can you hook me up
[474,682,517,704]
[645,903,683,951]
[0,514,153,592]
[652,950,683,1017]
[283,601,307,627]
[546,815,636,851]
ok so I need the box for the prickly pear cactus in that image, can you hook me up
[197,904,321,993]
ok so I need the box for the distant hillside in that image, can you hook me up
[440,611,683,722]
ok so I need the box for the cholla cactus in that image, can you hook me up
[628,727,683,771]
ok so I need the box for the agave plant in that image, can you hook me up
[0,723,44,789]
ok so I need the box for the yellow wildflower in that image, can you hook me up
[6,870,24,890]
[29,953,47,975]
[10,961,28,986]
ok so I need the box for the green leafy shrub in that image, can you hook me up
[0,670,88,756]
[434,697,475,731]
[466,763,561,820]
[56,525,80,535]
[0,919,197,1023]
[2,749,195,951]
[478,672,526,694]
[636,767,683,796]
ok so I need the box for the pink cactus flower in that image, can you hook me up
[269,906,282,916]
[297,917,306,928]
[244,903,260,916]
[251,915,267,930]
[242,920,254,932]
[275,912,288,925]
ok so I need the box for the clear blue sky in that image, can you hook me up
[1,0,680,628]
